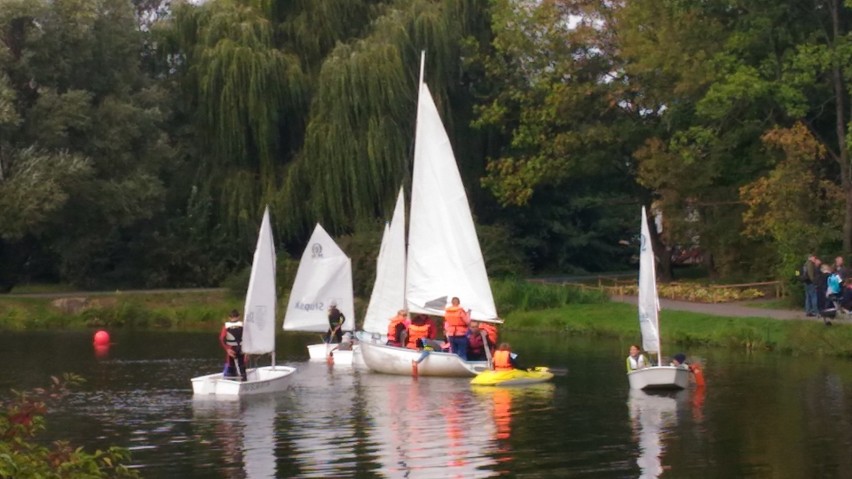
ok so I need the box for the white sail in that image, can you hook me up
[406,79,497,321]
[362,187,407,334]
[241,206,277,355]
[638,206,661,354]
[283,223,355,332]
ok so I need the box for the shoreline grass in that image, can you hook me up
[3,282,851,358]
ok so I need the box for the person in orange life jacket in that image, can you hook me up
[387,309,409,347]
[466,322,487,360]
[219,309,247,381]
[326,302,345,343]
[492,343,521,371]
[406,314,432,349]
[444,297,471,359]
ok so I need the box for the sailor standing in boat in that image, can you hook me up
[326,302,345,343]
[219,309,247,381]
[444,297,471,359]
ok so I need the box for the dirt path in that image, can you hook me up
[610,295,817,321]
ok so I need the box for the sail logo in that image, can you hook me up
[295,301,324,312]
[311,243,323,258]
[640,233,648,252]
[246,306,267,331]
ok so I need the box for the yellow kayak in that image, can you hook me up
[470,367,554,386]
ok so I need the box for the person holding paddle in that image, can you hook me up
[219,309,247,381]
[325,302,345,343]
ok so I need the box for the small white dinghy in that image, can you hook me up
[192,207,297,396]
[627,207,689,390]
[282,223,359,366]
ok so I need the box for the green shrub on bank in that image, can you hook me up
[492,279,607,316]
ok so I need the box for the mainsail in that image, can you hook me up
[638,206,661,354]
[362,188,407,334]
[241,206,277,355]
[283,223,355,332]
[406,66,497,321]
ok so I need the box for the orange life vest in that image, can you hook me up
[407,322,430,349]
[480,323,498,345]
[444,306,468,336]
[387,315,405,341]
[690,363,706,387]
[493,350,513,371]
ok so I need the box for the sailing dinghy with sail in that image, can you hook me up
[191,207,297,396]
[358,53,496,377]
[283,223,358,365]
[627,207,689,390]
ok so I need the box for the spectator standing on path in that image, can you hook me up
[834,256,848,280]
[804,254,819,317]
[817,263,831,313]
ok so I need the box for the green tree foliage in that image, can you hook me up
[472,0,641,272]
[0,0,179,289]
[0,374,138,478]
[286,0,484,235]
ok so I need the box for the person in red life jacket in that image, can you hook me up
[386,309,409,347]
[444,297,471,359]
[492,342,521,371]
[219,309,247,381]
[406,314,432,349]
[466,322,487,360]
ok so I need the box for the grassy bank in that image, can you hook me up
[0,290,240,330]
[3,281,852,358]
[504,302,852,357]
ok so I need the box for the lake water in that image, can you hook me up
[4,329,852,478]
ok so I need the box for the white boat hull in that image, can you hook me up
[627,366,689,390]
[307,343,362,367]
[359,340,489,377]
[192,365,297,396]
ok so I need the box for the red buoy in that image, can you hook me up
[93,330,110,346]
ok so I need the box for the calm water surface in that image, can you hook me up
[4,330,852,478]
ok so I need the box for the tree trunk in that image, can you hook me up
[829,0,852,253]
[647,211,673,282]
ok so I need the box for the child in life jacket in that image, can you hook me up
[492,343,522,371]
[220,309,247,381]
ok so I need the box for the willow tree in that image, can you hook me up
[169,0,309,245]
[283,0,491,236]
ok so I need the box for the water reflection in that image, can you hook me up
[191,396,278,479]
[362,374,499,478]
[471,383,556,475]
[628,389,686,478]
[284,362,361,478]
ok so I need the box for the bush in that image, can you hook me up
[492,278,607,315]
[0,374,138,478]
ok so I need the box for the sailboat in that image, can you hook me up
[358,53,496,377]
[282,223,358,365]
[627,207,689,390]
[191,207,297,396]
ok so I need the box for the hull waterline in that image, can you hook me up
[627,366,689,390]
[191,366,297,396]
